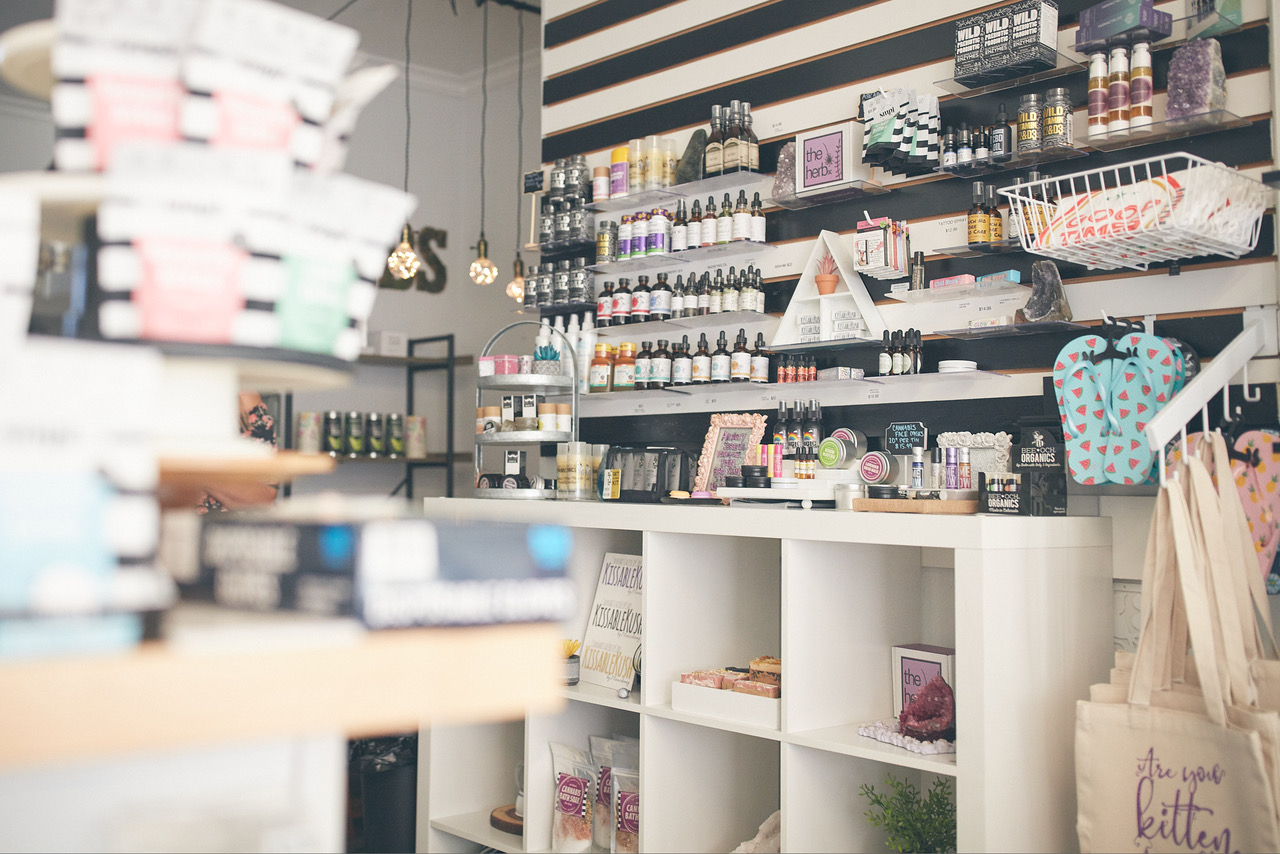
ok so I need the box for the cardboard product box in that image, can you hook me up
[1013,427,1068,516]
[982,6,1014,73]
[191,514,577,629]
[979,471,1026,514]
[504,449,527,476]
[953,11,988,84]
[1007,0,1059,73]
[368,330,408,358]
[795,121,871,198]
[1076,0,1172,51]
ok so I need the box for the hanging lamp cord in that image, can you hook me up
[479,0,489,239]
[403,0,412,194]
[514,9,523,248]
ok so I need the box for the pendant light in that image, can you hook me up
[386,0,423,280]
[503,9,526,304]
[469,0,499,286]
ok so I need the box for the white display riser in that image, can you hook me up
[418,499,1112,853]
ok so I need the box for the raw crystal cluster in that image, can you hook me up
[676,129,708,184]
[771,142,798,205]
[898,675,956,742]
[1017,259,1073,323]
[1166,38,1226,120]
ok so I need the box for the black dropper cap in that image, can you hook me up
[996,103,1009,124]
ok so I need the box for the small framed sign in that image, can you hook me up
[885,421,928,455]
[523,170,544,194]
[693,412,767,495]
[891,643,955,717]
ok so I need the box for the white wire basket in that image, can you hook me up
[998,152,1268,271]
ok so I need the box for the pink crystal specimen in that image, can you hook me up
[898,675,956,742]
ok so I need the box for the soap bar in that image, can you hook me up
[733,680,781,698]
[680,670,721,688]
[709,669,749,689]
[749,655,782,685]
[1166,38,1226,120]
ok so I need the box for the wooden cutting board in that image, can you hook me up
[490,804,524,836]
[849,498,979,514]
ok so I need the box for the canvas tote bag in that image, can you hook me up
[1076,460,1280,852]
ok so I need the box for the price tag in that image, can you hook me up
[867,387,880,400]
[956,301,972,311]
[938,215,965,241]
[977,304,993,313]
[885,421,928,454]
[523,171,544,194]
[771,120,784,134]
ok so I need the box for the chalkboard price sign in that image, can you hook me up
[885,421,928,455]
[523,171,544,194]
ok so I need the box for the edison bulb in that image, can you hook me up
[505,276,524,303]
[469,236,499,285]
[386,224,422,279]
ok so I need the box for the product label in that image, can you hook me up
[556,773,588,818]
[705,143,722,174]
[133,236,246,343]
[732,212,751,241]
[723,138,740,171]
[711,354,731,381]
[1088,78,1108,124]
[633,357,650,385]
[860,452,890,483]
[716,217,732,244]
[673,358,692,384]
[589,364,611,389]
[650,290,672,313]
[698,292,710,311]
[750,215,767,243]
[613,363,635,388]
[967,212,990,244]
[878,352,892,376]
[942,150,958,167]
[612,295,631,319]
[722,289,739,313]
[596,294,613,319]
[670,294,684,314]
[651,356,672,384]
[1017,109,1041,149]
[1042,104,1071,145]
[617,790,639,834]
[750,354,769,382]
[1109,80,1130,112]
[730,351,751,380]
[686,220,701,248]
[671,224,688,252]
[610,162,628,196]
[709,292,722,314]
[631,291,651,316]
[1131,70,1153,115]
[692,355,711,381]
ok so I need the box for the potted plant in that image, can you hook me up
[860,774,956,853]
[814,252,840,294]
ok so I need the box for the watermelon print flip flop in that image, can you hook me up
[1061,360,1113,485]
[1103,355,1161,484]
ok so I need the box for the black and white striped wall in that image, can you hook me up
[539,0,1279,454]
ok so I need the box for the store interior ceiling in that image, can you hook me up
[0,0,533,103]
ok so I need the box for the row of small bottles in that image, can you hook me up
[966,181,1007,246]
[703,99,761,178]
[588,329,773,391]
[595,265,767,327]
[877,329,924,376]
[599,191,768,264]
[940,104,1015,170]
[523,257,594,310]
[773,399,824,456]
[1087,42,1153,138]
[538,192,594,248]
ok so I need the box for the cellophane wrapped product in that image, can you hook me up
[611,762,640,854]
[550,742,594,853]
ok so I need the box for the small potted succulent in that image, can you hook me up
[814,252,840,295]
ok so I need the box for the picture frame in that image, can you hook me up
[936,430,1012,481]
[693,412,767,495]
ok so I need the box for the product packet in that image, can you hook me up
[93,142,290,346]
[550,742,595,853]
[611,761,640,854]
[588,735,627,850]
[860,90,899,165]
[51,0,200,171]
[180,0,359,166]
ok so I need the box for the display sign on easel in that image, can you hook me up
[580,553,643,692]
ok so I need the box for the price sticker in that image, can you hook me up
[771,120,784,134]
[867,387,881,400]
[977,304,993,313]
[939,215,965,239]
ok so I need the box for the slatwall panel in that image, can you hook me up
[540,0,1279,448]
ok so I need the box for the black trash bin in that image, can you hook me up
[353,735,418,854]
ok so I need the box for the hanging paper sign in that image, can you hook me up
[885,421,928,455]
[580,552,643,691]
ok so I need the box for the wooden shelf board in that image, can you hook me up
[0,619,563,769]
[560,680,643,711]
[431,810,524,853]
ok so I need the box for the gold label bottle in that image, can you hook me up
[967,182,990,246]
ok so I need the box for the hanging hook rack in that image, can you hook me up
[1147,322,1267,485]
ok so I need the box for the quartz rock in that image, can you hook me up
[1017,259,1072,323]
[1166,38,1226,120]
[771,141,797,205]
[676,129,708,184]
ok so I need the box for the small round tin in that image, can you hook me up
[724,475,744,488]
[740,465,768,478]
[867,484,899,499]
[744,476,770,488]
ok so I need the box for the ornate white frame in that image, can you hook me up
[936,431,1014,480]
[693,412,767,495]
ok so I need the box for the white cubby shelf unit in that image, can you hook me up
[418,499,1112,853]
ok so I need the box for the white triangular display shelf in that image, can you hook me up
[770,229,886,347]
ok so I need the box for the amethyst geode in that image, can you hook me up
[1166,38,1226,120]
